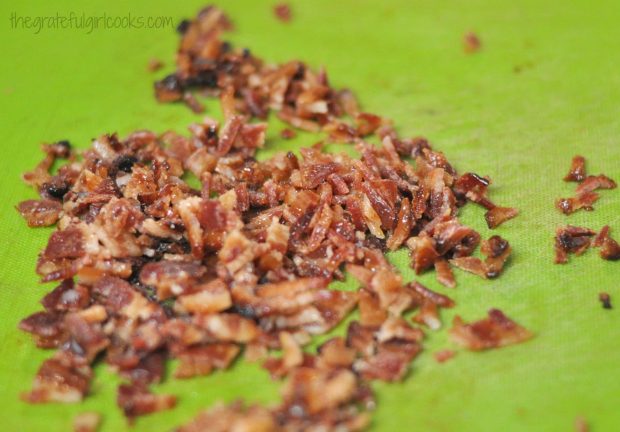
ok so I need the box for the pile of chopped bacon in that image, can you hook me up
[17,5,528,430]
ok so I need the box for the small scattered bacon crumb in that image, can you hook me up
[273,3,292,22]
[463,31,481,54]
[147,58,164,73]
[434,350,456,363]
[73,412,101,432]
[280,128,297,139]
[574,416,590,432]
[599,292,612,309]
[564,156,586,182]
[450,309,533,351]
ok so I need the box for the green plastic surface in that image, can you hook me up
[1,0,619,430]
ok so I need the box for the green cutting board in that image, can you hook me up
[1,0,619,430]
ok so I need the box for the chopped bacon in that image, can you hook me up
[17,5,526,429]
[117,383,176,418]
[564,155,587,182]
[598,292,612,309]
[73,412,101,432]
[555,192,599,215]
[22,358,92,403]
[593,225,620,261]
[463,32,481,53]
[450,309,533,350]
[554,225,596,264]
[485,206,519,228]
[434,350,456,363]
[575,174,616,194]
[17,199,62,227]
[273,3,292,22]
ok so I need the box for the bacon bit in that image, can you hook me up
[147,58,164,73]
[593,225,620,261]
[485,206,519,228]
[117,383,176,419]
[22,358,92,403]
[463,31,482,54]
[599,292,612,309]
[481,235,512,278]
[554,225,596,264]
[273,3,292,22]
[564,155,586,182]
[574,416,589,432]
[280,128,297,139]
[575,174,617,194]
[17,199,63,227]
[183,92,205,114]
[434,349,456,363]
[73,412,101,432]
[555,192,599,215]
[434,258,456,288]
[450,309,533,351]
[178,402,278,432]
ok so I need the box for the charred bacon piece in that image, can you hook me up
[450,309,532,351]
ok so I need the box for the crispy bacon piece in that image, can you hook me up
[434,350,456,363]
[485,206,519,228]
[575,175,616,194]
[175,343,240,378]
[17,199,62,227]
[23,358,92,403]
[593,225,620,261]
[450,309,533,350]
[481,235,512,278]
[554,225,596,264]
[73,412,101,432]
[178,402,278,432]
[434,259,455,288]
[273,3,292,22]
[555,192,599,215]
[463,32,481,53]
[599,292,612,309]
[564,155,586,182]
[117,383,176,418]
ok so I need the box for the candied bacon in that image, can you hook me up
[450,309,533,351]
